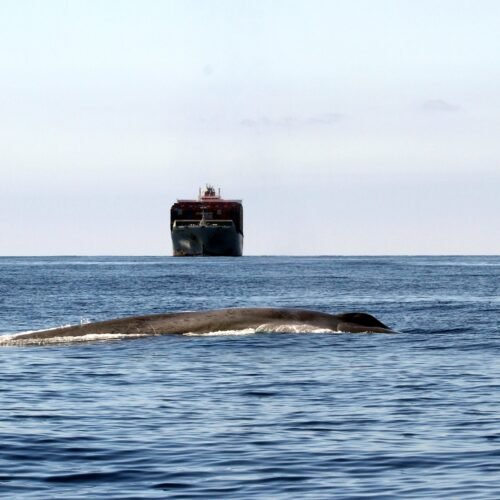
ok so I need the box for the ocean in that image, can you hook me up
[1,256,499,498]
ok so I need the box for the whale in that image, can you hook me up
[0,308,394,346]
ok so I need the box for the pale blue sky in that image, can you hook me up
[1,0,499,254]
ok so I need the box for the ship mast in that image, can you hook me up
[199,184,221,201]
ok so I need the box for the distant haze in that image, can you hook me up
[1,0,499,255]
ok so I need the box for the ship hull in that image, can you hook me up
[171,226,243,256]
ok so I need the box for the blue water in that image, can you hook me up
[1,256,499,498]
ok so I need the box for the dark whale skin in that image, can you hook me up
[3,308,395,344]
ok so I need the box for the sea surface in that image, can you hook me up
[1,256,499,499]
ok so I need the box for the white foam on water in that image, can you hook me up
[0,332,149,346]
[183,328,257,337]
[256,323,336,334]
[183,323,336,336]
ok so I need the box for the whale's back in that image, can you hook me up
[336,312,390,330]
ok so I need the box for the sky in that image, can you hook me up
[1,0,499,255]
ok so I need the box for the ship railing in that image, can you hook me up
[173,220,235,228]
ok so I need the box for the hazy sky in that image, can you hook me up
[1,0,499,255]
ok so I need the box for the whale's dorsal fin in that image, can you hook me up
[336,312,390,329]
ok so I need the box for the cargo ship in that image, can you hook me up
[170,185,243,256]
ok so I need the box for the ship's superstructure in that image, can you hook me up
[170,185,243,256]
